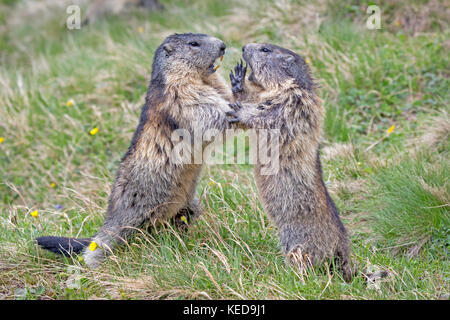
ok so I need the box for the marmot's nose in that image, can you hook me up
[219,42,226,54]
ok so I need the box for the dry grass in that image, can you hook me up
[0,0,448,300]
[409,109,450,152]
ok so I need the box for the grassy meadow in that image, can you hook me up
[0,0,448,299]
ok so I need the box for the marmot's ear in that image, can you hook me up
[278,54,295,65]
[163,43,174,55]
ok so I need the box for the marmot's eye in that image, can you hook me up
[189,41,200,47]
[261,47,271,53]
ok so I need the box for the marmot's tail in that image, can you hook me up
[36,236,91,256]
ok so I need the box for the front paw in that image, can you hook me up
[229,60,247,95]
[226,110,241,124]
[228,101,243,111]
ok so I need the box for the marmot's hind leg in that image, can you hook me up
[287,246,315,271]
[83,199,201,267]
[334,244,354,282]
[280,223,353,281]
[173,197,202,231]
[82,227,131,268]
[82,209,148,267]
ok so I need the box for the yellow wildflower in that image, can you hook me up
[0,137,4,144]
[180,215,188,224]
[30,210,38,218]
[89,241,98,251]
[66,99,74,107]
[387,125,395,134]
[305,58,310,64]
[89,127,99,136]
[138,27,144,33]
[50,182,56,188]
[208,180,215,186]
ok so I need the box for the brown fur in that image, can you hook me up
[37,33,232,268]
[229,43,353,281]
[82,34,233,267]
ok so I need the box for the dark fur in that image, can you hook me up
[35,236,91,255]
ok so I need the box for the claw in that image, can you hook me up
[226,110,240,123]
[230,71,235,82]
[228,102,243,111]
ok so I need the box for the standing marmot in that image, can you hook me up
[37,33,233,268]
[228,43,352,281]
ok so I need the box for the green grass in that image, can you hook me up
[364,152,449,259]
[0,0,448,299]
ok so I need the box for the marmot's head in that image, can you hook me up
[151,33,226,82]
[242,43,314,91]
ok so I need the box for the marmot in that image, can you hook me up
[36,33,233,268]
[228,43,353,281]
[84,0,164,25]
